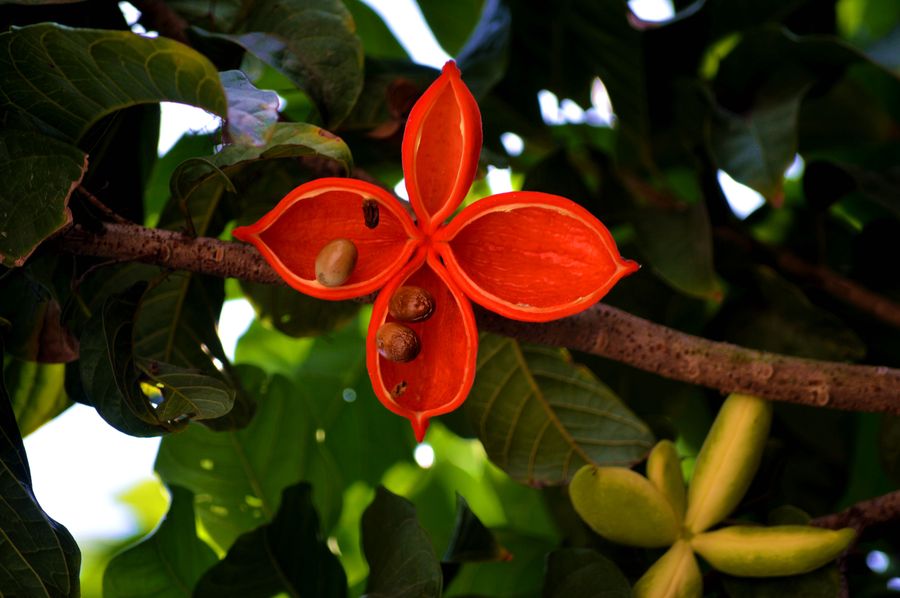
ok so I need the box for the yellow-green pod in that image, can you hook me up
[569,465,679,548]
[634,540,702,598]
[684,394,772,533]
[647,440,686,520]
[691,525,855,577]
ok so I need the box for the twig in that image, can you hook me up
[75,186,131,225]
[57,221,900,414]
[812,489,900,533]
[716,227,900,329]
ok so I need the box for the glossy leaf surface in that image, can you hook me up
[466,334,654,484]
[220,70,279,146]
[0,24,226,141]
[0,131,86,267]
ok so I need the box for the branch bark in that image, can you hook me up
[57,222,900,414]
[813,490,900,533]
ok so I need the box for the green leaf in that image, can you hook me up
[362,486,442,598]
[3,357,69,437]
[240,280,360,338]
[0,23,226,141]
[628,170,722,300]
[543,548,631,598]
[418,0,483,56]
[465,334,654,485]
[103,486,218,598]
[0,341,80,597]
[155,365,343,550]
[235,312,416,488]
[194,482,347,597]
[79,285,176,436]
[221,70,279,146]
[212,122,353,175]
[711,89,808,202]
[344,0,408,60]
[443,494,509,563]
[455,0,511,99]
[0,130,86,267]
[136,359,235,423]
[201,0,363,126]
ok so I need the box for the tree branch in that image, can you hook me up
[57,222,900,414]
[812,490,900,533]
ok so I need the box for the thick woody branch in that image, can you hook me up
[58,222,900,415]
[813,490,900,533]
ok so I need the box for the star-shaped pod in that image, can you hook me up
[233,62,637,441]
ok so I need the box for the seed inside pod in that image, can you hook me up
[315,238,358,287]
[376,322,421,363]
[362,198,379,229]
[388,286,435,322]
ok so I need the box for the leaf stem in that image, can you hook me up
[57,222,900,415]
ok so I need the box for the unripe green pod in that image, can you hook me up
[691,525,855,577]
[634,540,701,598]
[569,465,680,548]
[647,440,686,520]
[684,394,772,533]
[315,238,357,287]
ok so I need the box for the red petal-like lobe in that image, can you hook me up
[233,178,420,300]
[437,192,639,322]
[402,61,482,234]
[367,249,478,441]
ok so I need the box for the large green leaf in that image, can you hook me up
[155,365,343,550]
[236,311,416,487]
[0,23,226,141]
[629,170,722,300]
[79,286,234,436]
[362,486,442,598]
[197,0,363,127]
[418,0,483,56]
[465,334,654,486]
[194,483,347,597]
[103,486,218,598]
[3,357,69,437]
[344,0,408,60]
[711,89,808,202]
[0,341,80,597]
[455,0,511,99]
[0,130,86,267]
[543,549,631,598]
[443,494,508,563]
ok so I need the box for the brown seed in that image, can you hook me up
[315,238,357,287]
[376,322,421,363]
[391,381,408,398]
[362,198,380,229]
[389,286,435,322]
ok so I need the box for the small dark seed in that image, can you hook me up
[362,198,379,229]
[391,381,408,398]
